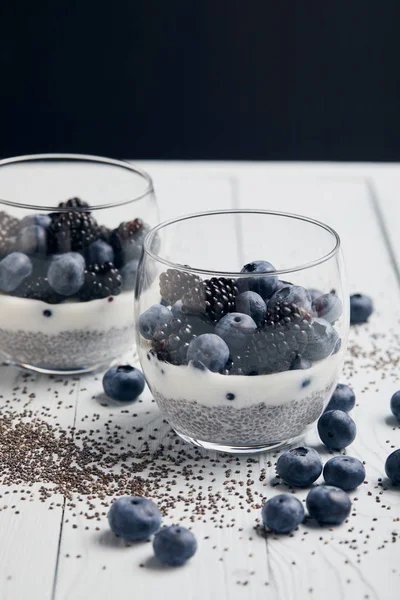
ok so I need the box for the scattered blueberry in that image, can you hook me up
[86,239,114,265]
[304,318,337,361]
[237,260,278,300]
[103,365,145,402]
[261,494,305,534]
[308,288,323,301]
[390,391,400,421]
[187,334,229,372]
[108,496,162,541]
[0,252,32,292]
[20,214,51,229]
[317,410,356,450]
[235,291,266,326]
[350,294,373,324]
[120,259,139,291]
[268,285,312,312]
[312,293,343,324]
[325,384,355,413]
[290,355,312,370]
[323,456,365,491]
[226,392,235,401]
[385,449,400,484]
[14,225,47,255]
[43,309,52,318]
[215,312,257,350]
[47,252,85,296]
[306,485,351,525]
[276,446,322,487]
[139,304,172,340]
[153,525,197,566]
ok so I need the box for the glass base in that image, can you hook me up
[175,430,303,455]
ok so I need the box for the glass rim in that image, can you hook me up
[144,209,341,277]
[0,153,154,211]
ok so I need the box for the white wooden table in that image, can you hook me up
[1,161,400,600]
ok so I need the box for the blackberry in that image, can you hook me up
[152,317,196,365]
[110,218,148,267]
[13,276,63,304]
[58,197,90,210]
[182,277,238,324]
[78,262,122,301]
[159,269,202,305]
[47,199,98,253]
[0,211,20,257]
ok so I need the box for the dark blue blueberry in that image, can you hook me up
[120,259,139,291]
[226,393,235,401]
[385,449,400,484]
[323,456,365,491]
[86,239,114,265]
[43,309,52,318]
[304,318,337,361]
[390,391,400,421]
[312,293,342,324]
[235,291,266,326]
[325,384,355,413]
[275,280,294,291]
[318,410,356,450]
[187,334,229,372]
[302,379,311,388]
[171,299,184,319]
[237,260,278,300]
[0,252,32,292]
[103,365,145,402]
[290,355,312,371]
[350,294,373,324]
[20,214,51,229]
[47,252,85,296]
[306,485,351,525]
[215,312,257,350]
[14,225,47,255]
[153,525,197,566]
[108,496,162,541]
[138,304,172,340]
[276,446,322,487]
[261,494,304,534]
[268,285,312,312]
[308,288,323,302]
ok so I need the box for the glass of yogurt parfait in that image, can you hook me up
[136,209,349,454]
[0,154,158,374]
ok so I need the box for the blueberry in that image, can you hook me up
[187,334,229,372]
[108,496,162,541]
[350,294,373,324]
[304,318,337,361]
[235,291,266,326]
[261,494,304,533]
[306,485,351,525]
[268,285,312,312]
[312,293,342,324]
[171,299,184,318]
[325,384,355,412]
[153,525,197,566]
[139,304,172,340]
[390,391,400,421]
[317,410,356,450]
[276,446,322,487]
[385,449,400,484]
[20,214,51,229]
[0,252,32,292]
[226,392,235,401]
[103,365,145,402]
[215,312,257,350]
[308,288,323,301]
[86,239,114,265]
[290,355,312,370]
[275,280,294,291]
[237,260,278,300]
[14,225,47,255]
[120,259,139,291]
[47,252,85,296]
[323,456,365,491]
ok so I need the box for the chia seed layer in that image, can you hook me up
[0,326,134,370]
[153,382,334,447]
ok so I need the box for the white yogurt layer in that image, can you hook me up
[141,348,344,410]
[0,291,135,334]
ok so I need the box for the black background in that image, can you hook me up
[1,2,399,161]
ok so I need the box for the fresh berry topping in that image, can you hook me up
[317,410,356,450]
[187,333,229,372]
[182,277,238,323]
[235,291,266,326]
[276,446,322,487]
[262,494,304,534]
[97,225,112,243]
[153,525,197,566]
[385,449,400,484]
[215,312,257,350]
[159,268,202,305]
[323,456,365,491]
[308,288,323,301]
[108,496,162,541]
[58,197,90,210]
[0,211,20,257]
[110,218,148,267]
[0,252,32,292]
[13,225,47,256]
[78,262,122,301]
[19,214,51,230]
[304,318,338,361]
[47,253,85,296]
[48,203,98,253]
[86,239,114,265]
[152,318,196,365]
[312,292,342,323]
[350,293,373,324]
[103,365,145,402]
[139,304,173,340]
[120,259,139,291]
[268,285,312,312]
[325,383,355,413]
[306,485,351,525]
[238,260,278,300]
[13,275,63,304]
